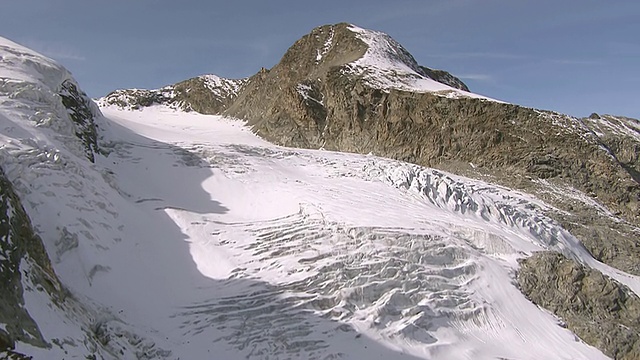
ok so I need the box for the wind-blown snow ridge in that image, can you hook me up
[345,25,498,101]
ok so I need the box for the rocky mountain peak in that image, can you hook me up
[259,23,471,94]
[100,23,472,115]
[276,23,367,78]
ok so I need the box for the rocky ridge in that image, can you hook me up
[419,65,470,92]
[99,74,247,114]
[0,167,57,357]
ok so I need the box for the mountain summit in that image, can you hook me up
[242,23,474,95]
[224,23,483,143]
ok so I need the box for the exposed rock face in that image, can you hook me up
[583,114,640,184]
[0,168,60,354]
[418,66,469,91]
[224,23,368,147]
[59,79,101,162]
[518,252,640,360]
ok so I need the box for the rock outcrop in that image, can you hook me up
[418,66,469,91]
[0,168,56,356]
[518,252,640,360]
[59,79,101,162]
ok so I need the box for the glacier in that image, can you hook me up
[1,34,639,359]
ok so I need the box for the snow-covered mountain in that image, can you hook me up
[104,23,640,279]
[1,23,640,360]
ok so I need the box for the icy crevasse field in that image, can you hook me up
[2,36,639,360]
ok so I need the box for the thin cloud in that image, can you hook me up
[425,52,527,60]
[549,59,601,65]
[606,41,640,56]
[19,39,86,61]
[457,74,493,81]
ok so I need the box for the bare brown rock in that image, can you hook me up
[518,252,640,360]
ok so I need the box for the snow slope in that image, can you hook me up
[2,35,639,359]
[344,25,497,101]
[0,36,169,359]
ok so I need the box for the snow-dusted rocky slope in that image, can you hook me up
[99,74,248,114]
[1,33,640,359]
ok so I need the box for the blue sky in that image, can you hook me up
[1,0,638,118]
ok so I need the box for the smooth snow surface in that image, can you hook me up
[584,114,640,142]
[12,96,640,358]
